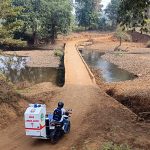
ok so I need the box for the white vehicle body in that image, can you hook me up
[24,104,46,138]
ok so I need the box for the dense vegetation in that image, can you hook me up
[75,0,102,30]
[0,0,72,47]
[0,0,149,48]
[118,0,150,33]
[105,0,121,28]
[0,0,26,48]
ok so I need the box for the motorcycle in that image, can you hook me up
[48,109,72,144]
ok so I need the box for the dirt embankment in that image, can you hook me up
[0,44,63,129]
[0,76,28,129]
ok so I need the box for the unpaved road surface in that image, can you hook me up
[0,40,97,150]
[0,39,150,150]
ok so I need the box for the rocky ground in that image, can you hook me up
[5,50,60,68]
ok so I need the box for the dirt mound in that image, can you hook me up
[0,79,28,129]
[128,31,150,43]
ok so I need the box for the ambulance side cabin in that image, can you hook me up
[24,104,47,138]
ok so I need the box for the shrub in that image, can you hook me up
[54,49,64,58]
[101,142,131,150]
[0,38,27,48]
[114,27,132,42]
[72,26,86,32]
[146,41,150,48]
[0,73,7,81]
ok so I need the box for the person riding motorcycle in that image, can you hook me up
[53,102,66,122]
[53,102,69,133]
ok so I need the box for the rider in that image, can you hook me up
[53,102,69,133]
[53,102,66,122]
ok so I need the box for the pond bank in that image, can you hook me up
[1,48,65,103]
[81,33,150,122]
[5,50,60,68]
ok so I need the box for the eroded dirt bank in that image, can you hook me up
[0,75,28,129]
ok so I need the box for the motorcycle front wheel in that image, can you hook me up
[50,130,59,144]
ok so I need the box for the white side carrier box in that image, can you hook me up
[24,104,46,138]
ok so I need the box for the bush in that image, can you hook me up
[0,38,27,48]
[54,49,64,58]
[72,26,86,32]
[0,73,7,81]
[101,142,131,150]
[146,41,150,48]
[114,27,132,42]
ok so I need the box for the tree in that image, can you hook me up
[12,0,46,45]
[43,0,73,43]
[98,17,107,31]
[76,0,102,30]
[0,0,26,48]
[12,0,73,44]
[118,0,150,32]
[105,0,121,28]
[0,0,73,47]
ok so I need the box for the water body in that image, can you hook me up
[82,51,136,82]
[0,55,64,86]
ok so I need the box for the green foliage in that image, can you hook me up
[42,0,73,43]
[98,17,107,31]
[0,0,25,48]
[114,27,132,42]
[54,49,64,58]
[0,72,7,81]
[12,0,73,44]
[12,0,47,45]
[118,0,150,32]
[146,41,150,48]
[101,142,131,150]
[76,0,102,30]
[72,25,86,32]
[144,19,150,33]
[0,0,73,48]
[0,38,27,47]
[105,0,121,28]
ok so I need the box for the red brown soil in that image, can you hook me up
[128,31,150,43]
[19,82,58,104]
[0,33,150,150]
[0,78,28,129]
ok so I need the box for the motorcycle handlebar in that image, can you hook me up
[66,109,72,112]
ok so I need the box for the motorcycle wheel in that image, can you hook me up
[50,131,59,144]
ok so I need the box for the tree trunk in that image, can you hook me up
[51,25,57,44]
[33,32,38,46]
[114,37,122,51]
[119,37,122,47]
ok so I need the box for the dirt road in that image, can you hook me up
[0,40,97,150]
[0,39,150,150]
